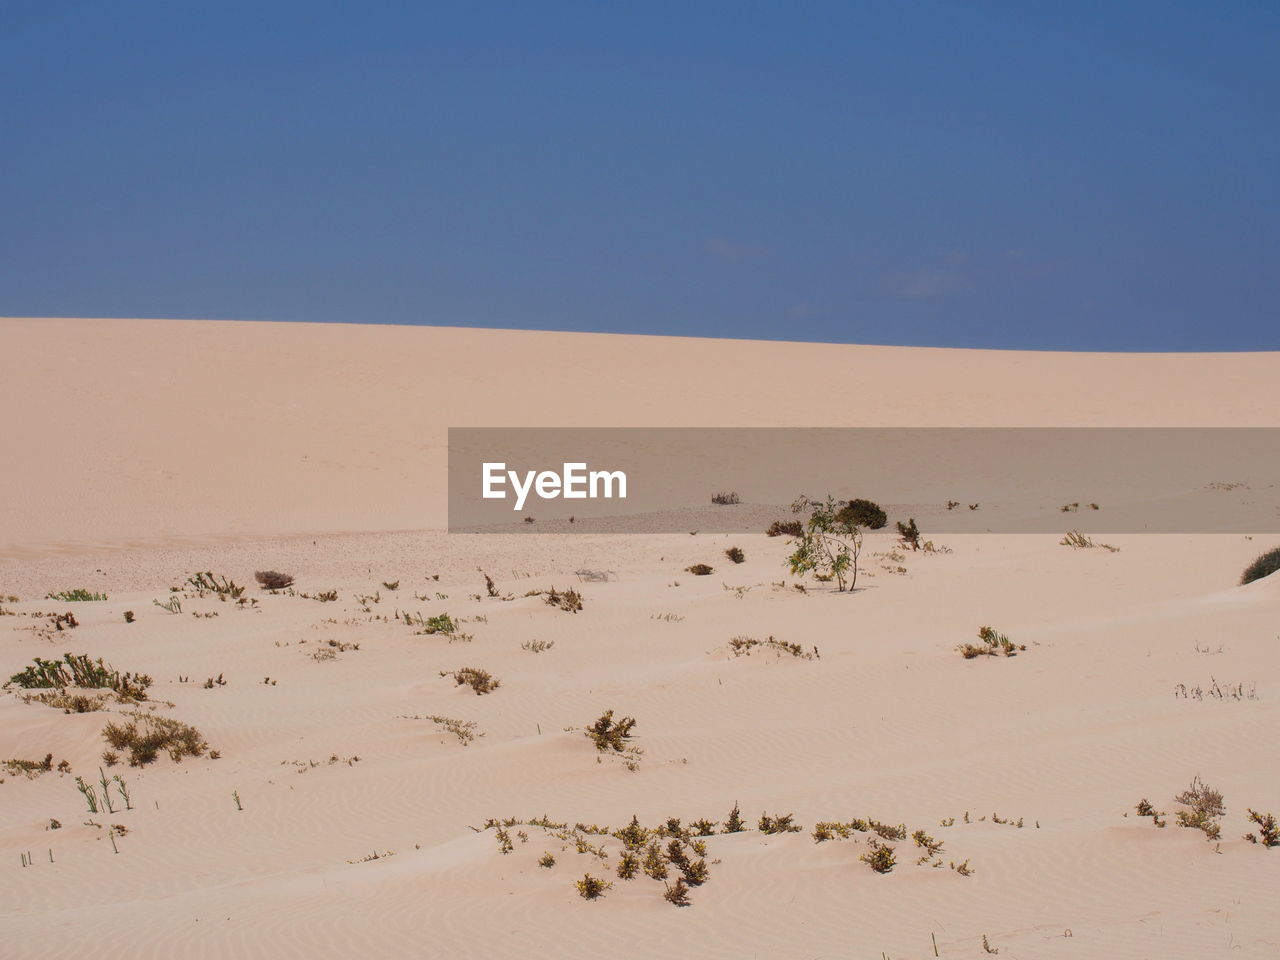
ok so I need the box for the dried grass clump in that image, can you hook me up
[255,570,295,590]
[724,546,745,564]
[1240,546,1280,585]
[766,519,803,538]
[686,563,713,576]
[102,712,209,766]
[544,587,583,613]
[728,635,814,660]
[711,492,741,505]
[441,667,501,695]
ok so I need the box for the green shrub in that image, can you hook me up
[1241,546,1280,585]
[574,873,612,899]
[584,710,636,751]
[46,589,108,602]
[9,654,151,701]
[786,495,863,592]
[837,498,887,530]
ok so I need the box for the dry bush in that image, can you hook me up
[1173,775,1225,839]
[255,570,295,590]
[544,586,583,613]
[1240,546,1280,585]
[440,667,500,695]
[1244,809,1279,847]
[724,546,745,564]
[958,626,1025,659]
[766,519,804,537]
[686,563,713,576]
[574,873,612,900]
[102,712,209,766]
[584,710,636,752]
[711,492,741,505]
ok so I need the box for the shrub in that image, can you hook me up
[187,572,245,598]
[255,570,295,590]
[723,802,746,833]
[724,546,745,564]
[686,563,713,576]
[758,812,802,834]
[584,710,636,752]
[958,626,1025,659]
[1241,547,1280,585]
[766,519,804,538]
[440,667,500,695]
[837,498,887,530]
[896,518,921,550]
[711,492,741,505]
[1173,776,1225,840]
[859,838,896,873]
[544,587,583,613]
[728,635,814,660]
[46,589,108,602]
[664,877,692,906]
[786,494,863,591]
[102,712,209,766]
[9,654,151,701]
[539,852,557,868]
[574,873,612,900]
[1244,809,1279,847]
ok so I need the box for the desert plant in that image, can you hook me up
[711,491,741,505]
[664,877,692,906]
[958,626,1026,659]
[440,667,500,695]
[859,838,896,873]
[574,873,612,900]
[9,654,151,701]
[1244,809,1279,847]
[255,570,294,590]
[584,710,636,752]
[728,635,814,659]
[187,572,245,598]
[759,812,801,834]
[544,587,583,613]
[896,518,921,550]
[1240,546,1280,585]
[1173,776,1225,839]
[521,639,554,653]
[102,712,209,766]
[724,546,745,564]
[766,519,804,538]
[838,498,888,530]
[786,494,863,592]
[1060,530,1119,551]
[686,563,713,576]
[723,802,746,833]
[46,589,108,602]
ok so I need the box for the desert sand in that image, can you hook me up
[1,316,1278,959]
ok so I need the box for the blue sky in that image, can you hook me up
[3,1,1277,350]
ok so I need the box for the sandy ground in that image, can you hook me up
[1,317,1278,959]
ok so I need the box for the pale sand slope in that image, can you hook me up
[0,318,1278,960]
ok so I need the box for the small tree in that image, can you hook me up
[785,495,863,592]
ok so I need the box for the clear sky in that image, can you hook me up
[3,2,1277,350]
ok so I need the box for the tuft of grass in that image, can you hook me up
[1060,530,1119,551]
[102,712,209,766]
[1240,546,1280,585]
[521,639,554,653]
[440,667,501,695]
[255,570,295,590]
[728,635,814,659]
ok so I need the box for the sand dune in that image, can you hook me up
[1,318,1278,959]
